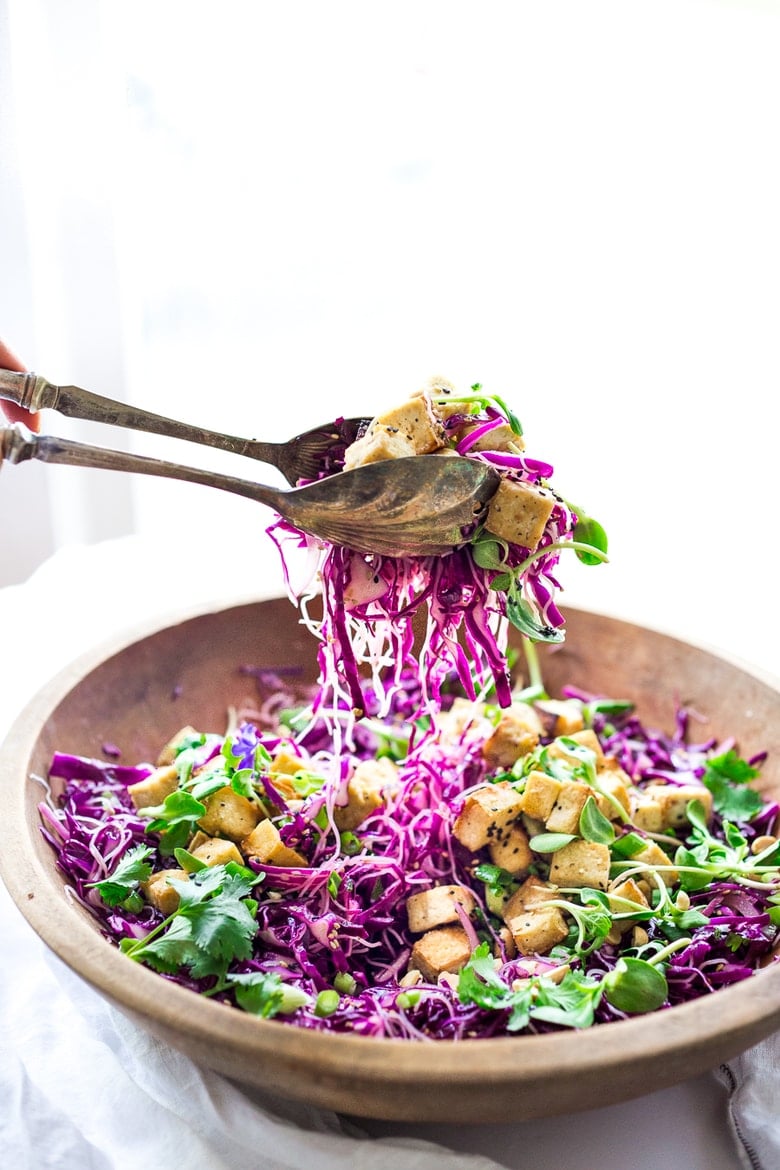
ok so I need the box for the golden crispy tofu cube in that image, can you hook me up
[434,698,490,743]
[241,819,308,868]
[520,771,563,821]
[547,728,605,765]
[343,399,445,470]
[410,926,472,983]
[333,757,396,831]
[353,756,399,789]
[334,777,384,831]
[485,478,555,551]
[142,868,188,915]
[482,705,543,769]
[342,429,413,468]
[488,821,533,876]
[406,884,476,933]
[156,726,200,766]
[452,782,525,851]
[186,830,210,852]
[263,746,308,801]
[545,781,593,834]
[461,420,524,453]
[418,374,457,401]
[631,839,679,886]
[548,840,611,890]
[197,786,261,842]
[271,746,307,776]
[539,699,585,736]
[607,877,650,932]
[191,837,244,868]
[643,783,714,830]
[127,765,180,812]
[595,761,632,820]
[508,905,569,956]
[502,876,559,924]
[631,796,665,833]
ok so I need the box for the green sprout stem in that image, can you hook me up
[514,540,609,577]
[646,937,693,966]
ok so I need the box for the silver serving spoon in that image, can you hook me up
[0,369,370,486]
[0,423,500,558]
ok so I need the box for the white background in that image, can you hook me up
[1,0,780,675]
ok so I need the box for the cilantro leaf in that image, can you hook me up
[122,864,262,977]
[703,750,762,822]
[90,843,153,906]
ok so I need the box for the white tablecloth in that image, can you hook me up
[1,535,777,1170]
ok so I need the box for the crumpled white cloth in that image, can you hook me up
[1,535,777,1170]
[715,1052,780,1170]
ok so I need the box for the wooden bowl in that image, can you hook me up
[1,599,779,1123]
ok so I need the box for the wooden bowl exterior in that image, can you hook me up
[1,599,779,1123]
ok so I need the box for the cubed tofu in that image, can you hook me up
[333,757,397,831]
[538,700,585,737]
[270,746,307,776]
[434,697,490,743]
[545,781,593,834]
[482,705,543,769]
[265,747,308,800]
[507,905,569,956]
[642,783,714,830]
[343,399,445,470]
[607,877,650,931]
[547,728,605,765]
[595,762,632,820]
[520,771,563,821]
[240,819,308,868]
[410,926,472,983]
[631,796,665,834]
[629,839,679,887]
[353,756,399,789]
[142,868,188,915]
[127,765,180,811]
[186,830,210,852]
[333,777,384,831]
[156,726,200,766]
[418,374,457,402]
[548,840,611,890]
[198,786,261,842]
[461,420,524,453]
[191,837,245,868]
[549,697,584,734]
[502,876,559,923]
[488,821,533,876]
[485,478,555,551]
[452,782,525,851]
[406,884,476,933]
